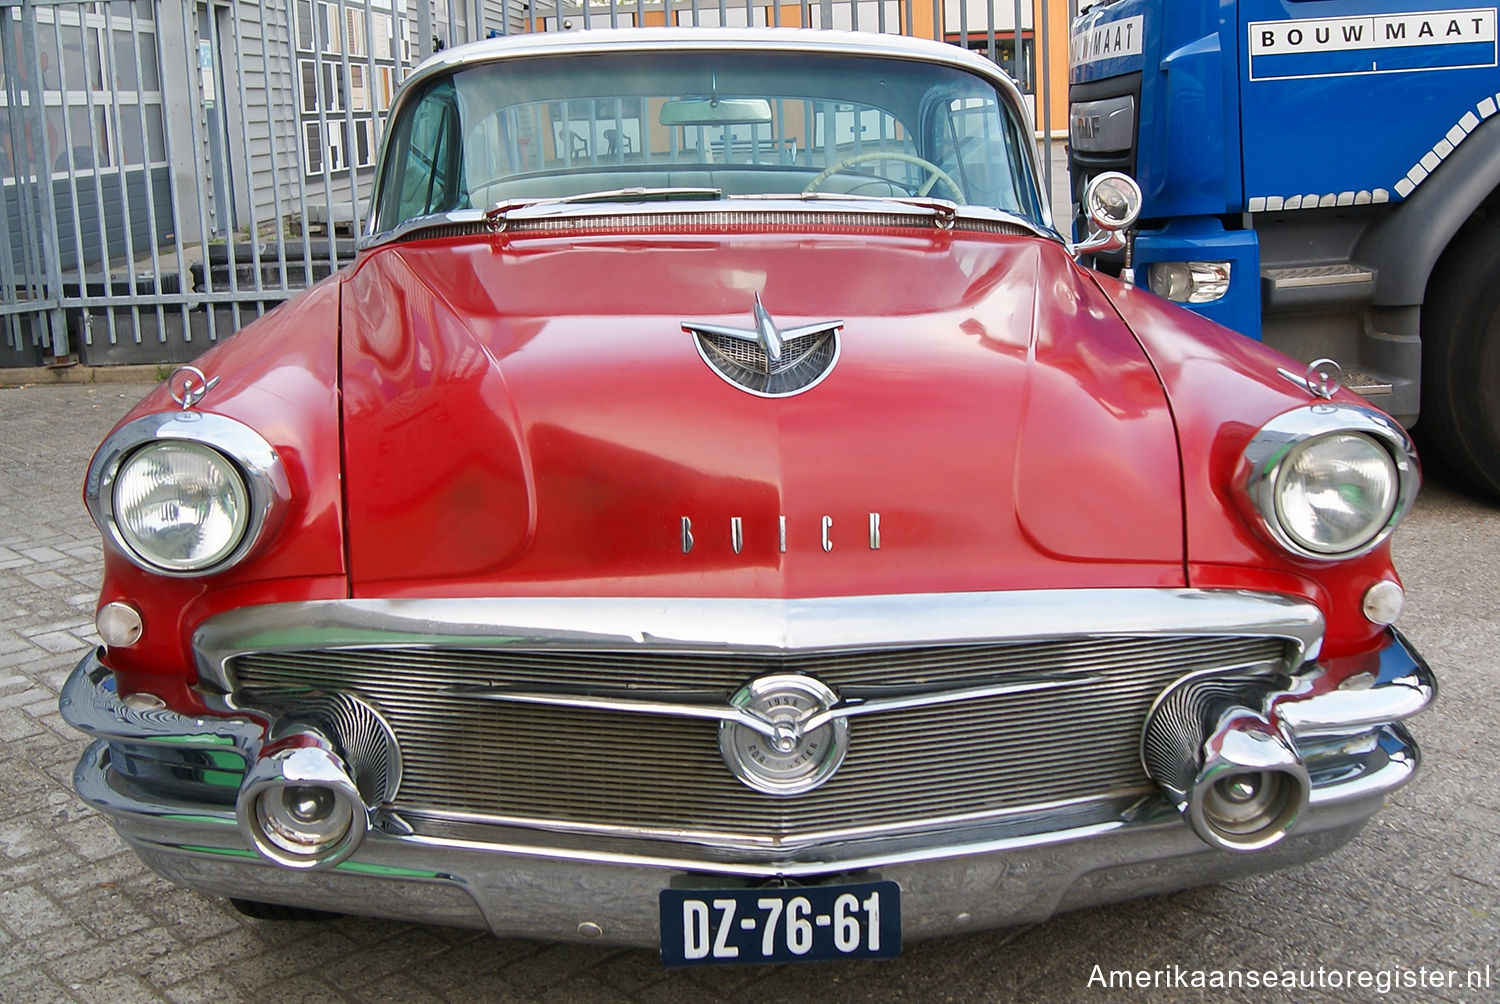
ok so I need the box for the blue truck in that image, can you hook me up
[1068,1,1500,496]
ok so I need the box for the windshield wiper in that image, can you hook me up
[732,190,960,224]
[553,186,724,205]
[732,192,1057,240]
[483,188,725,229]
[485,187,722,221]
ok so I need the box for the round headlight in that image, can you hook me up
[1274,432,1398,555]
[112,441,250,571]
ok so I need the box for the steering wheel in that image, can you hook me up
[803,151,966,203]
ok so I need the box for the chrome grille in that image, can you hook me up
[696,327,838,396]
[230,636,1287,841]
[703,329,830,370]
[396,222,490,243]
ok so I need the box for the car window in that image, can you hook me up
[461,95,926,198]
[932,95,1031,212]
[375,49,1044,230]
[377,79,465,224]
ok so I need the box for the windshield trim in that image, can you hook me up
[358,196,1057,252]
[494,195,1055,238]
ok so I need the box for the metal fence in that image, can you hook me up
[0,0,1062,368]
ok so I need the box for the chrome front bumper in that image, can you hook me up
[61,621,1433,948]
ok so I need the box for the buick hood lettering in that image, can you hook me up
[681,513,882,554]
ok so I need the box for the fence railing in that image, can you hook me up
[0,0,1062,368]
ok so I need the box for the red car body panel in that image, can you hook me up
[87,229,1403,698]
[1095,280,1401,657]
[91,282,348,709]
[340,229,1187,599]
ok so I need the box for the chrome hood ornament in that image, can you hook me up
[167,365,221,411]
[1277,357,1343,401]
[684,294,843,397]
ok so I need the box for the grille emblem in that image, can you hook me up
[684,294,843,397]
[718,675,848,796]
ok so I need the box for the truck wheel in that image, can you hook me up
[1421,217,1500,499]
[229,898,341,921]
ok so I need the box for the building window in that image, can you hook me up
[0,4,166,182]
[295,0,409,178]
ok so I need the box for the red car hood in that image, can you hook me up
[340,227,1185,598]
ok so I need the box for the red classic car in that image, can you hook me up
[62,29,1433,965]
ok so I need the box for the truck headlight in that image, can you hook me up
[1147,261,1232,303]
[113,442,250,571]
[1241,404,1419,561]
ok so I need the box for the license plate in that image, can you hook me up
[659,881,901,966]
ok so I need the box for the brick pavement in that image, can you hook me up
[1,382,1496,1003]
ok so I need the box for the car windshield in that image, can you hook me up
[373,47,1044,231]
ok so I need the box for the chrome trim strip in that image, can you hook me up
[192,589,1327,692]
[450,673,1105,741]
[365,198,1049,244]
[60,650,265,754]
[1278,629,1435,735]
[402,816,1129,879]
[452,686,784,738]
[359,200,1052,252]
[365,208,488,249]
[384,789,1156,854]
[493,198,1052,241]
[364,28,1055,244]
[1306,725,1419,806]
[84,412,291,578]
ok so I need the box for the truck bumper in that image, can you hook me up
[1131,218,1261,338]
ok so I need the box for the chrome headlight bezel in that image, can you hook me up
[86,412,289,577]
[1241,404,1419,562]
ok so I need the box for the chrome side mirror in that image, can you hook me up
[1074,171,1142,257]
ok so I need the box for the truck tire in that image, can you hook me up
[1421,217,1500,500]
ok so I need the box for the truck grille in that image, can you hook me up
[229,635,1286,842]
[1067,73,1141,243]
